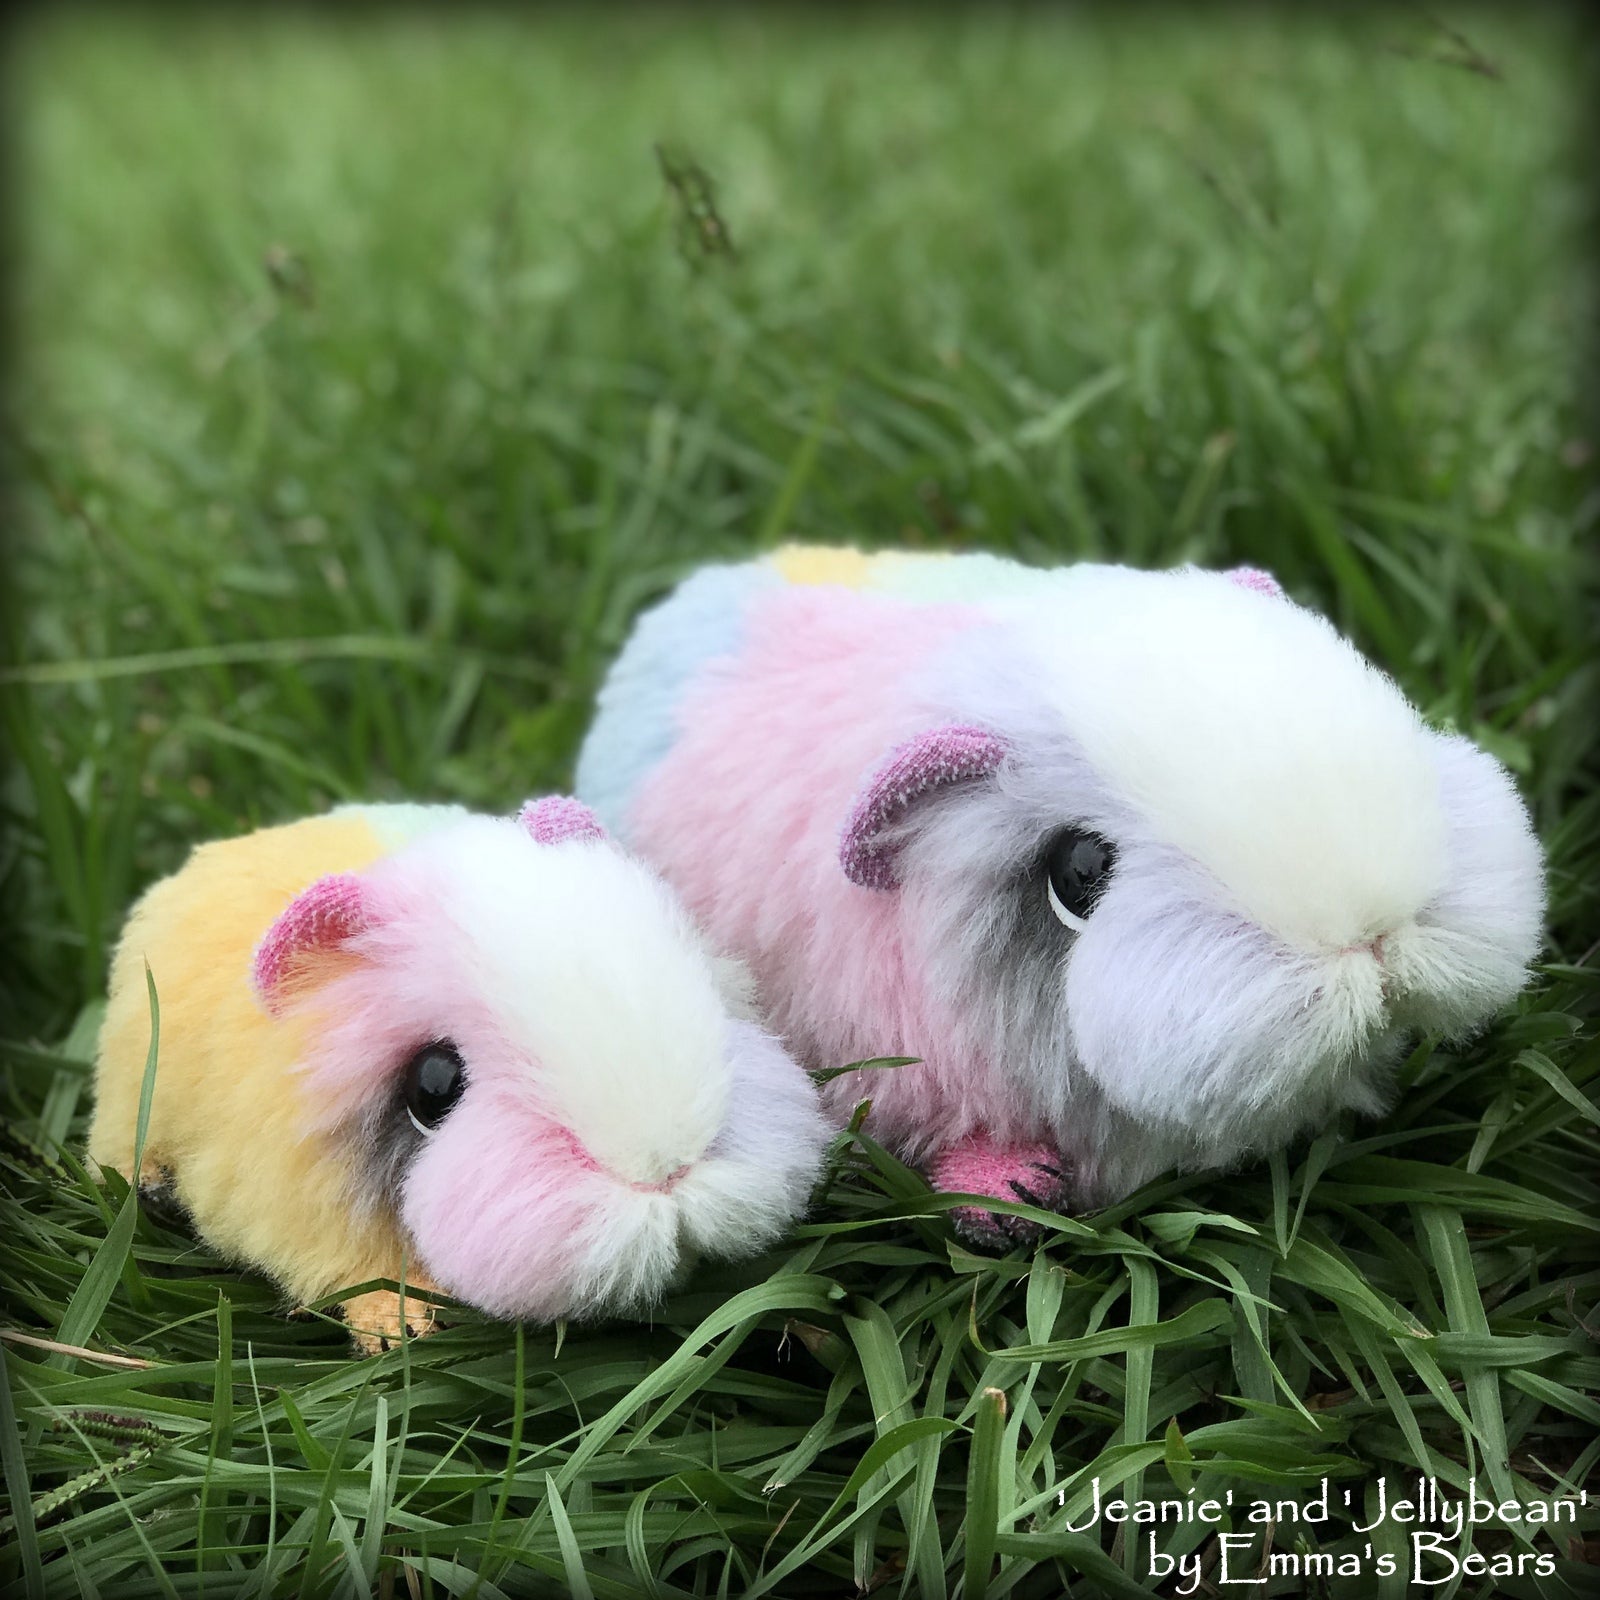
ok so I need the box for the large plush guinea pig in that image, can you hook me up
[90,798,830,1350]
[576,545,1545,1244]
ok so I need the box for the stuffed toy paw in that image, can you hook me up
[931,1136,1071,1249]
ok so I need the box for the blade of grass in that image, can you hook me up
[544,1474,596,1600]
[1416,1205,1517,1514]
[54,969,160,1362]
[0,1344,45,1594]
[962,1386,1007,1600]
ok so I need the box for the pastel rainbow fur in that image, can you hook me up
[92,807,447,1310]
[576,544,1545,1225]
[91,801,830,1345]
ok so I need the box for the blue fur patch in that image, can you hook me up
[575,561,779,836]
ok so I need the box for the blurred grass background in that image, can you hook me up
[2,7,1597,1597]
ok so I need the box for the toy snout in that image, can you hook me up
[396,1017,828,1323]
[549,1014,813,1195]
[554,1124,694,1194]
[395,1092,698,1322]
[1326,930,1397,996]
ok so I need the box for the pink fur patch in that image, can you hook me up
[252,873,368,1014]
[1227,566,1283,599]
[841,725,1009,889]
[520,795,606,846]
[625,585,1024,1157]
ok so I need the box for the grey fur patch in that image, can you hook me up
[347,1086,425,1222]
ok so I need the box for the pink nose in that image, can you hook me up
[1337,935,1388,964]
[634,1163,692,1195]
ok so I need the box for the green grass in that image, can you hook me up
[3,7,1598,1596]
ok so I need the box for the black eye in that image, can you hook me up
[403,1041,465,1133]
[1043,829,1117,930]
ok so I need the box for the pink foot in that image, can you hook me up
[929,1134,1071,1250]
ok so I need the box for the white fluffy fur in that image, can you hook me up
[995,566,1449,953]
[393,818,738,1183]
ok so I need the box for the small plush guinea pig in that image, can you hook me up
[90,797,830,1350]
[576,545,1545,1244]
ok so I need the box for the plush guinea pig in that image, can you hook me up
[90,797,830,1350]
[576,545,1545,1243]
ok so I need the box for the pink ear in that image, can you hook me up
[519,795,607,846]
[1227,565,1284,599]
[841,725,1008,890]
[252,873,369,1013]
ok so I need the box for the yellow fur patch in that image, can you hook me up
[89,813,413,1306]
[769,542,875,589]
